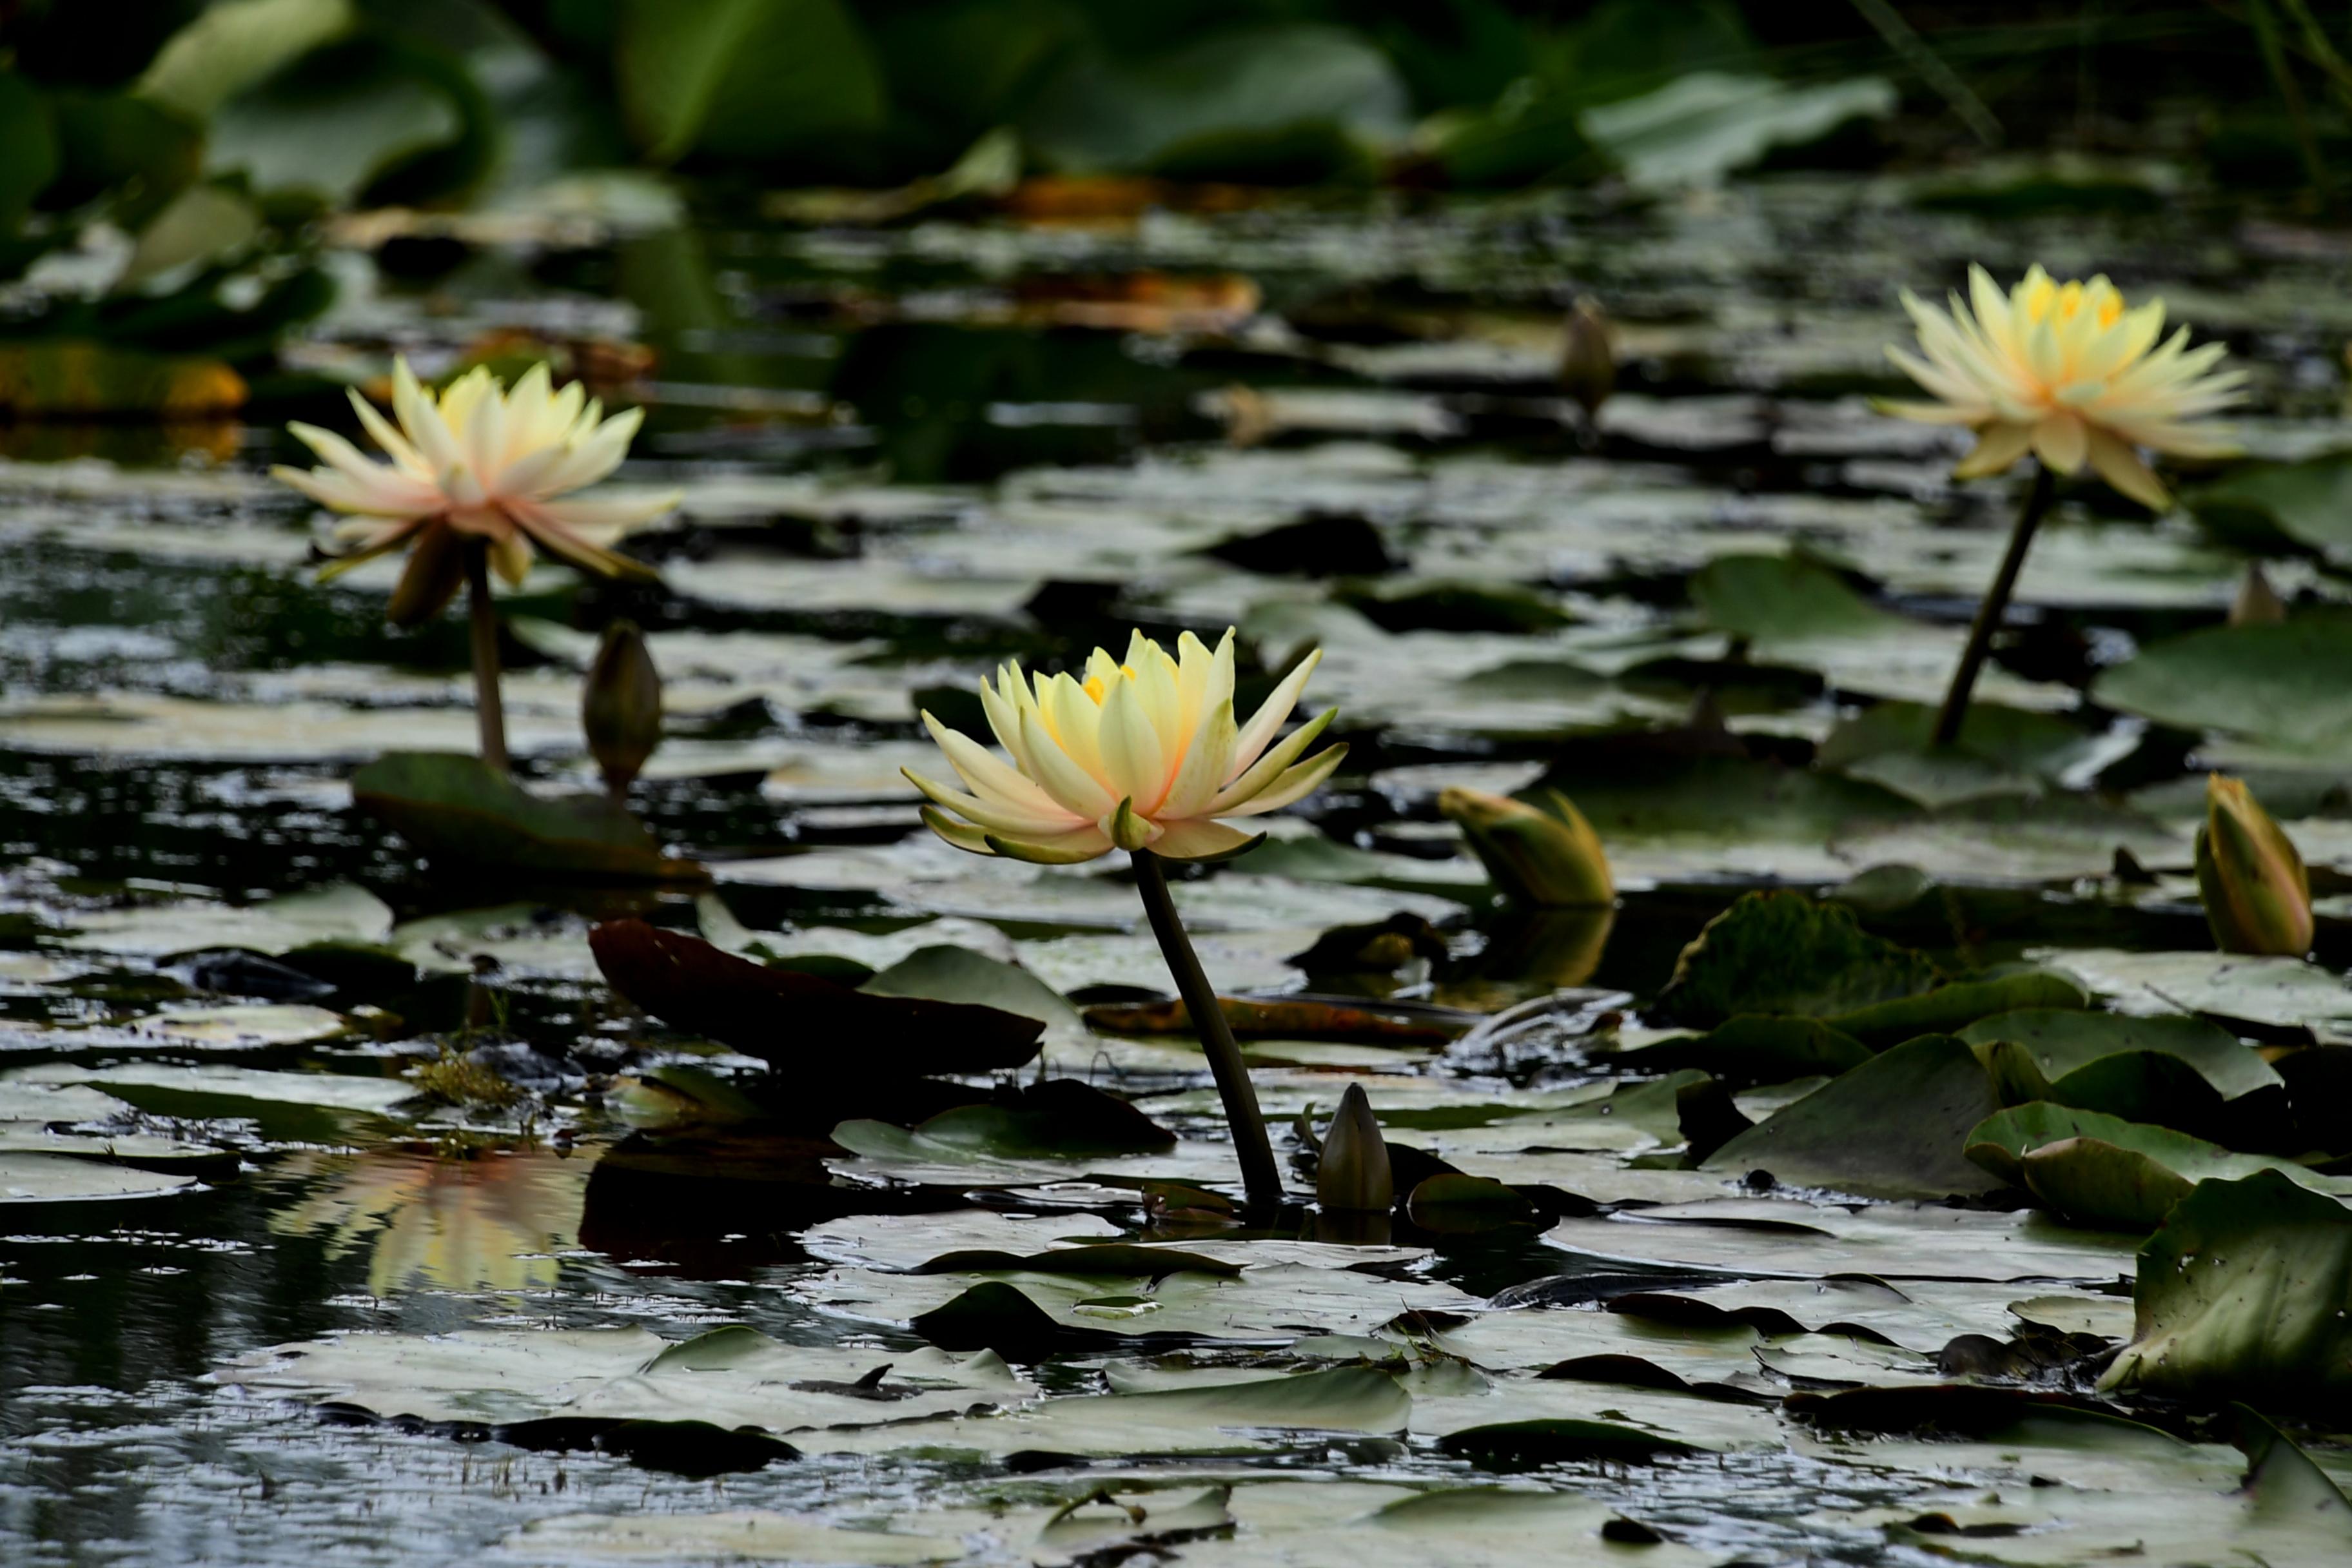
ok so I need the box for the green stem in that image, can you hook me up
[1130,850,1282,1208]
[465,542,511,775]
[1933,461,2055,748]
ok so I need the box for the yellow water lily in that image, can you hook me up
[907,629,1345,864]
[273,358,675,623]
[1881,264,2244,509]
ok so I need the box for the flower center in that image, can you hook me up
[1083,665,1138,703]
[2024,276,2126,331]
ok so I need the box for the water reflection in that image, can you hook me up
[268,1144,588,1297]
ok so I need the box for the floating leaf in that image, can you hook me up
[1962,1102,2340,1198]
[1827,972,2088,1049]
[1612,1015,1873,1083]
[353,752,701,885]
[1654,890,1945,1028]
[859,945,1083,1034]
[589,920,1045,1083]
[2101,1170,2352,1406]
[1959,1010,2280,1102]
[2094,612,2352,762]
[1701,1035,2004,1200]
[0,1153,204,1204]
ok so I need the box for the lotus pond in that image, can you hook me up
[11,170,2352,1567]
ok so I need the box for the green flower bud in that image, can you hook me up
[1558,298,1616,420]
[584,620,663,793]
[1440,786,1614,907]
[2230,563,2286,627]
[1317,1083,1393,1213]
[2195,774,2312,957]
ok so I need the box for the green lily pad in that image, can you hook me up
[1963,1102,2341,1197]
[1959,1010,2280,1102]
[859,1081,1176,1161]
[2188,452,2352,563]
[2093,613,2352,762]
[1701,1035,2004,1200]
[859,945,1084,1035]
[1609,1015,1873,1084]
[2101,1170,2352,1406]
[353,750,704,884]
[2013,1137,2197,1231]
[1404,1174,1542,1234]
[1689,552,1907,643]
[1654,890,1945,1028]
[1828,972,2089,1049]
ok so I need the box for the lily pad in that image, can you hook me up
[352,750,703,884]
[1701,1035,2005,1200]
[1654,890,1945,1028]
[1963,1102,2342,1197]
[837,1081,1175,1161]
[2101,1170,2352,1405]
[1611,1015,1874,1083]
[859,945,1084,1035]
[589,919,1045,1083]
[1827,972,2090,1049]
[1959,1010,2280,1102]
[0,1153,204,1203]
[2093,613,2352,761]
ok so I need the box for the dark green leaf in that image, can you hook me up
[353,751,699,883]
[1701,1034,2004,1199]
[1654,890,1945,1029]
[2101,1170,2352,1405]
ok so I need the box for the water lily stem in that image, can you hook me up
[465,542,511,775]
[1933,460,2055,748]
[1130,849,1282,1208]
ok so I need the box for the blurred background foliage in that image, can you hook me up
[0,1,2338,402]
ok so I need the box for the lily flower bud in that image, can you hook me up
[1317,1083,1393,1212]
[2230,563,2286,627]
[2196,774,2311,956]
[1558,298,1616,420]
[584,620,663,794]
[1440,786,1614,907]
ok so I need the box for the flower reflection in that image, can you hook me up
[270,1144,587,1297]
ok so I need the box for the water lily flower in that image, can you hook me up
[1881,264,2244,511]
[908,627,1344,1208]
[906,629,1346,865]
[272,358,674,773]
[274,358,674,623]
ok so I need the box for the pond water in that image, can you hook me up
[5,175,2352,1565]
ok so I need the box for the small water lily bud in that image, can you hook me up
[2196,774,2311,957]
[584,620,663,793]
[1440,786,1614,907]
[2230,563,2286,627]
[1317,1084,1393,1213]
[1558,298,1616,420]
